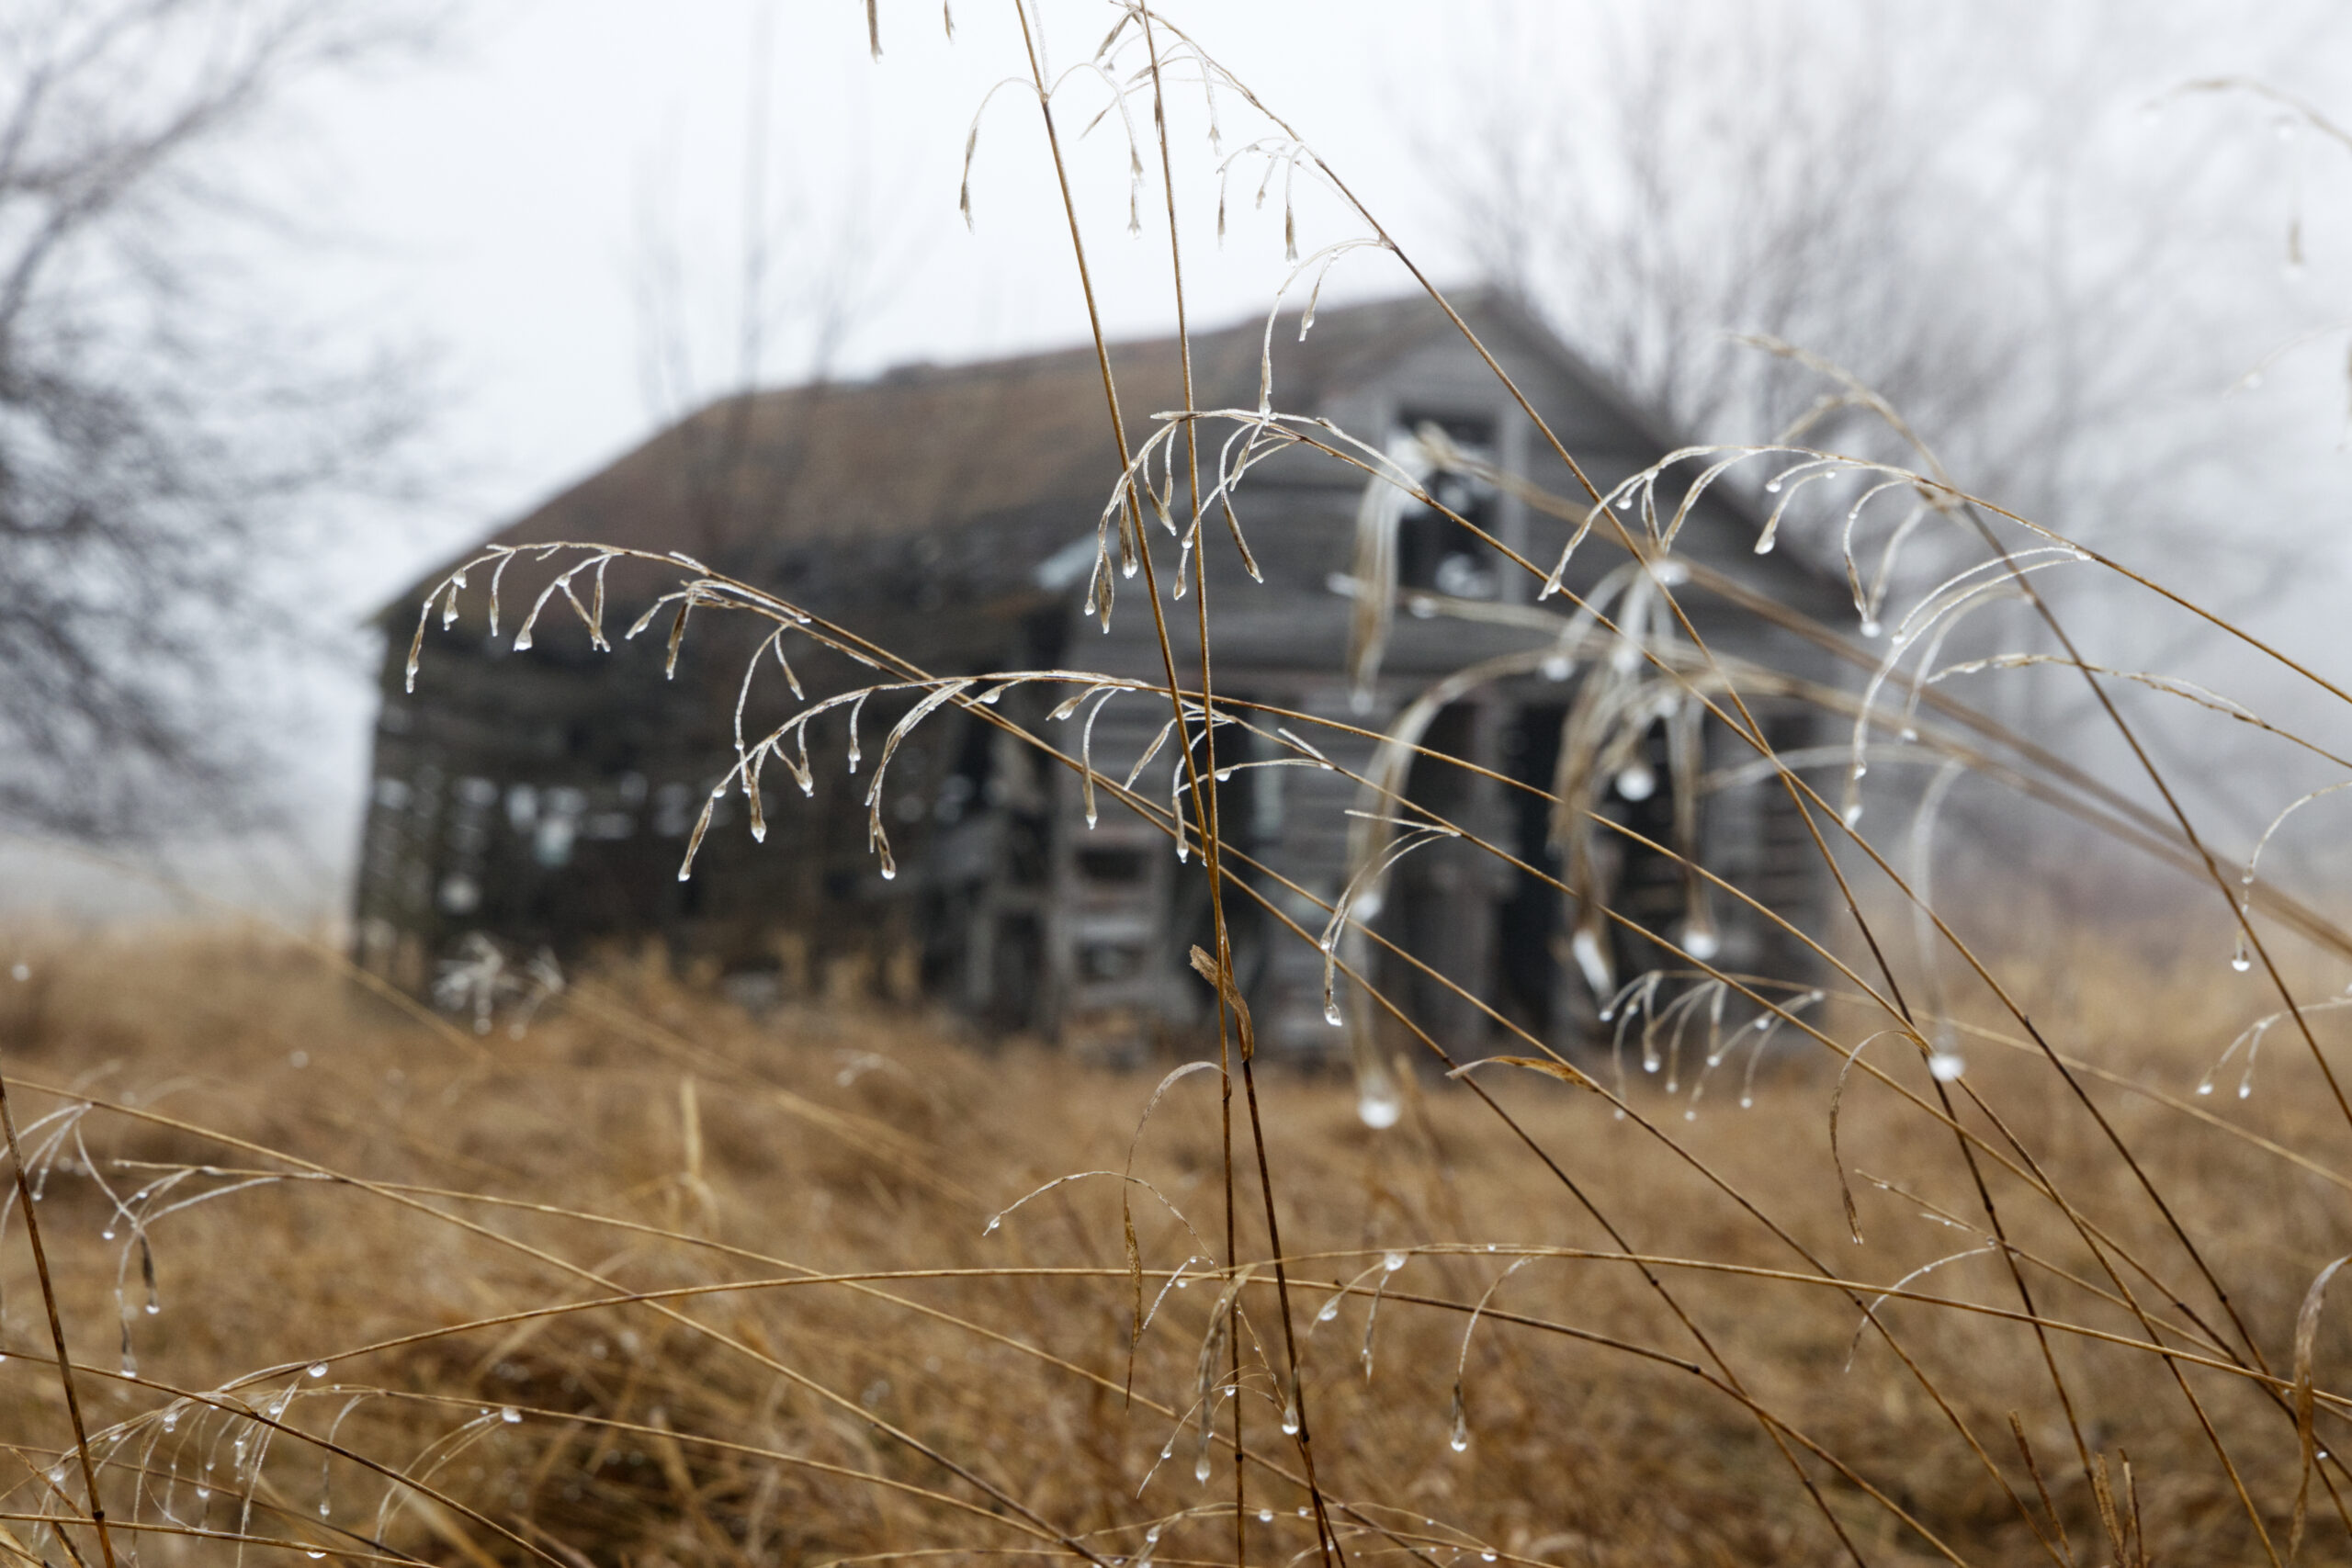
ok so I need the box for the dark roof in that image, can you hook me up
[385,290,1799,619]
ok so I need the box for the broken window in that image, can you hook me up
[1396,412,1499,600]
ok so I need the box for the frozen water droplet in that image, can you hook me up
[980,689,1001,705]
[983,1216,1001,1235]
[1739,1095,1754,1109]
[1928,1052,1965,1082]
[1644,1057,1662,1074]
[2232,932,2252,972]
[1384,1251,1407,1272]
[308,1552,326,1561]
[878,864,896,881]
[1898,727,1918,742]
[197,1487,210,1503]
[161,1407,179,1431]
[1259,1509,1274,1523]
[1541,654,1572,682]
[513,628,533,651]
[1281,1393,1301,1435]
[500,1406,521,1424]
[1616,492,1635,509]
[1175,1278,1188,1289]
[1484,1556,1498,1563]
[1358,1079,1402,1129]
[1195,1448,1213,1483]
[308,1363,328,1379]
[101,1228,114,1241]
[1215,769,1233,782]
[9,963,28,982]
[1614,762,1655,801]
[1860,618,1882,638]
[2239,1081,2253,1100]
[2196,1079,2215,1096]
[1682,926,1720,961]
[1324,1001,1344,1027]
[1317,1302,1339,1323]
[1842,802,1863,828]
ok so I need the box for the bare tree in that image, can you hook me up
[0,0,436,840]
[1428,0,2352,842]
[1439,0,2343,569]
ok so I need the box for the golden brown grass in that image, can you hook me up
[6,21,2351,1568]
[3,927,2348,1565]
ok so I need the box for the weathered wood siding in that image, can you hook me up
[358,295,1846,1059]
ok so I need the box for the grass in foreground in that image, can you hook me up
[1,928,2347,1565]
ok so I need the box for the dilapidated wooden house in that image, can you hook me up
[357,292,1845,1058]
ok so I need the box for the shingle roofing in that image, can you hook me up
[383,288,1791,621]
[458,291,1534,566]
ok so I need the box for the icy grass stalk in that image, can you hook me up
[1318,816,1460,1030]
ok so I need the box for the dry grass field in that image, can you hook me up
[3,924,2347,1565]
[8,11,2352,1568]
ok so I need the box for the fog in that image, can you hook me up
[8,0,2352,929]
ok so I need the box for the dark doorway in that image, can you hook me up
[1496,701,1688,1046]
[1497,702,1566,1039]
[1383,702,1491,1050]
